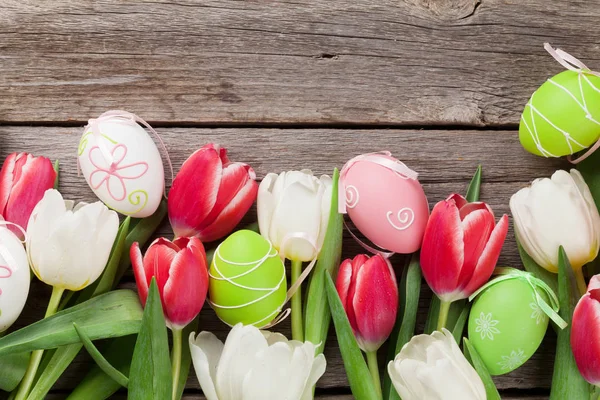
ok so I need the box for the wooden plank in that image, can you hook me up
[1,1,600,125]
[1,127,564,391]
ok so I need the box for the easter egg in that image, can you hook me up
[78,111,165,218]
[0,227,30,333]
[519,70,600,157]
[341,153,429,253]
[468,278,549,375]
[209,230,287,328]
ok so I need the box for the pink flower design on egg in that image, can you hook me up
[89,144,149,201]
[0,265,12,295]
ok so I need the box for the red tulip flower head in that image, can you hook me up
[420,194,509,303]
[571,275,600,386]
[0,152,56,238]
[336,254,399,352]
[131,237,209,329]
[168,144,258,243]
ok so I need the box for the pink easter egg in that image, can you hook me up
[341,153,429,254]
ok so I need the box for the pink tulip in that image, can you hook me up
[131,237,208,329]
[168,144,258,242]
[0,152,56,237]
[571,275,600,386]
[336,254,399,352]
[420,194,509,303]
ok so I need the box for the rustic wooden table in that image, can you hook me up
[3,0,598,398]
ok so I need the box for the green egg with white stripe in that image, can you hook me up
[519,70,600,157]
[467,269,564,375]
[209,230,287,328]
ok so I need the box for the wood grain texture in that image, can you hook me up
[2,0,600,125]
[0,126,564,394]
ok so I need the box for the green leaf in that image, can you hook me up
[52,160,60,190]
[73,323,129,388]
[451,302,471,344]
[28,344,81,400]
[304,168,344,353]
[425,165,482,334]
[65,335,137,400]
[115,199,167,285]
[0,290,143,357]
[550,247,591,399]
[128,278,172,400]
[0,351,30,391]
[465,165,482,202]
[517,235,558,296]
[577,148,600,212]
[383,253,421,400]
[463,338,501,400]
[325,272,379,400]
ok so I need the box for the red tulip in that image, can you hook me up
[336,254,399,352]
[0,152,56,237]
[168,144,258,242]
[131,236,209,328]
[420,194,509,302]
[571,275,600,386]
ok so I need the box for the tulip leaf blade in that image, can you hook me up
[383,252,422,400]
[128,278,172,400]
[305,168,344,353]
[0,290,142,357]
[451,302,471,344]
[550,247,591,400]
[0,351,30,392]
[465,165,482,202]
[65,335,137,400]
[325,271,379,400]
[52,160,60,190]
[463,338,501,400]
[577,148,600,212]
[73,323,129,388]
[517,235,558,296]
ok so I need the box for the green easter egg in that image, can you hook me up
[519,70,600,157]
[209,230,287,328]
[468,278,549,375]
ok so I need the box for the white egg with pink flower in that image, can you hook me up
[77,111,165,218]
[0,226,30,333]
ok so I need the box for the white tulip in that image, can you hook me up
[258,170,332,261]
[0,226,30,333]
[510,169,600,273]
[189,323,326,400]
[388,329,485,400]
[26,189,119,291]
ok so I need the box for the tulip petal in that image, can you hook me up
[316,175,333,249]
[457,208,494,292]
[462,215,509,298]
[242,342,294,400]
[216,324,269,400]
[162,238,208,328]
[143,238,178,299]
[0,153,17,214]
[197,178,258,243]
[335,259,354,315]
[189,331,224,400]
[300,353,327,400]
[420,200,464,300]
[168,146,222,238]
[571,292,600,385]
[344,255,369,335]
[447,193,468,210]
[131,242,149,306]
[351,255,398,351]
[257,173,279,243]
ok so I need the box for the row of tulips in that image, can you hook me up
[1,108,600,400]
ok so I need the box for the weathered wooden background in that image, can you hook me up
[3,0,599,398]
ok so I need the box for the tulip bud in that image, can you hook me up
[388,329,486,400]
[510,169,600,273]
[26,189,119,291]
[336,254,398,352]
[131,236,208,329]
[0,152,56,238]
[571,275,600,386]
[168,144,258,242]
[258,170,332,261]
[421,194,509,303]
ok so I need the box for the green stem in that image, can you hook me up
[575,268,588,297]
[291,259,304,341]
[171,328,183,400]
[14,286,64,400]
[437,299,452,331]
[366,350,383,400]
